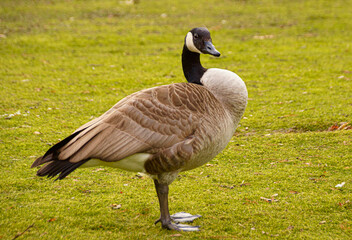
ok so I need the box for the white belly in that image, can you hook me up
[81,153,152,173]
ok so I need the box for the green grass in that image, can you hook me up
[1,0,352,239]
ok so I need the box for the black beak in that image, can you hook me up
[203,41,221,57]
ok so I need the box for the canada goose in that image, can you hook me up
[32,27,248,231]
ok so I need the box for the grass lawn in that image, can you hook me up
[1,0,351,239]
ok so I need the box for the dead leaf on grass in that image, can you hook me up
[339,122,351,130]
[48,218,56,222]
[328,122,351,131]
[338,200,351,207]
[326,122,342,130]
[260,197,278,203]
[110,204,121,209]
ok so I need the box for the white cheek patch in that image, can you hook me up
[185,32,202,54]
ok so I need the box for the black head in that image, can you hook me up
[185,27,221,57]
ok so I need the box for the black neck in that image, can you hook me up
[182,45,207,85]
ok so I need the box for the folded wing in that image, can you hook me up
[32,83,215,178]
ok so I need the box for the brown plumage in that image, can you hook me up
[32,82,228,177]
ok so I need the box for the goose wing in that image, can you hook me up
[33,83,213,176]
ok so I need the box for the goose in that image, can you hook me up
[32,27,248,231]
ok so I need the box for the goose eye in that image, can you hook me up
[194,33,199,39]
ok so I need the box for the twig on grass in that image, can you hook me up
[12,223,34,240]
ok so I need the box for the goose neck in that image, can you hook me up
[182,45,206,85]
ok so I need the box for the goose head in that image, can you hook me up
[185,27,221,57]
[182,27,221,84]
[185,27,220,57]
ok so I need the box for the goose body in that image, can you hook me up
[32,27,248,231]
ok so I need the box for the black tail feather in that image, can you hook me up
[31,129,85,168]
[57,160,88,180]
[32,128,89,180]
[47,161,68,178]
[37,159,89,180]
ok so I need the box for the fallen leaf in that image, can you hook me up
[33,131,41,135]
[48,218,56,222]
[170,234,182,237]
[319,220,326,224]
[260,197,278,203]
[111,204,121,209]
[328,125,339,131]
[328,122,351,131]
[338,200,351,207]
[338,122,350,130]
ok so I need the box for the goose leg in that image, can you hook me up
[153,180,200,231]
